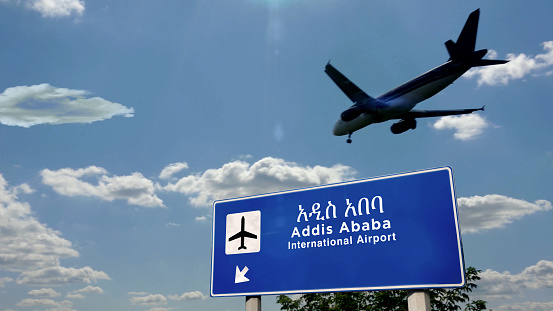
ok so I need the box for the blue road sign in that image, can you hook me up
[211,167,465,297]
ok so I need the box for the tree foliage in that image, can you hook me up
[277,267,488,311]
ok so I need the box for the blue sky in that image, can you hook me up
[1,0,552,310]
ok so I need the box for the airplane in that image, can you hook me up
[326,9,508,143]
[228,216,257,250]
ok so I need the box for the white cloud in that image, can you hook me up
[163,157,357,207]
[0,276,14,287]
[495,301,553,311]
[194,216,207,222]
[66,293,86,299]
[464,41,553,86]
[128,291,151,296]
[0,174,79,271]
[71,285,104,294]
[40,166,107,197]
[13,183,35,195]
[474,260,553,300]
[168,291,207,301]
[432,113,489,140]
[16,298,73,309]
[129,294,168,306]
[458,194,552,233]
[41,167,165,208]
[0,84,133,128]
[16,266,110,286]
[25,0,85,18]
[159,162,189,180]
[102,173,164,207]
[40,158,356,210]
[28,288,62,298]
[66,285,104,299]
[1,174,110,290]
[169,291,207,300]
[522,260,553,288]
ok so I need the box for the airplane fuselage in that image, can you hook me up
[333,61,469,136]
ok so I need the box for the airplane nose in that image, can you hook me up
[333,120,348,136]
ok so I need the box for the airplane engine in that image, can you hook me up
[340,106,363,122]
[390,119,416,134]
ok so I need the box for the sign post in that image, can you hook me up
[211,167,464,299]
[245,296,261,311]
[408,290,431,311]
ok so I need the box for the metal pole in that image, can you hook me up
[246,295,261,311]
[407,290,431,311]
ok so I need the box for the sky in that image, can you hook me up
[1,0,552,310]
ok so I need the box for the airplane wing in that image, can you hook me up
[228,232,241,242]
[242,231,257,239]
[397,107,484,119]
[325,62,370,103]
[228,231,257,242]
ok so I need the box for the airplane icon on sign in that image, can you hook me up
[228,216,258,250]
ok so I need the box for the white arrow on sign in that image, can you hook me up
[235,266,250,283]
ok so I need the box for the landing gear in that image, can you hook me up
[346,133,352,144]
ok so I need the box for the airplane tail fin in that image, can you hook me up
[445,9,508,66]
[446,9,480,63]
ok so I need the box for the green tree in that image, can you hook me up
[277,267,488,311]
